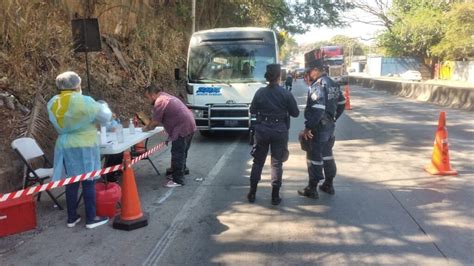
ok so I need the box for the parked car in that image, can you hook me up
[400,70,422,81]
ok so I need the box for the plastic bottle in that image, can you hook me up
[129,118,135,134]
[116,119,124,143]
[133,115,139,128]
[100,125,107,145]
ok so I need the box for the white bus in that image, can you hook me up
[179,27,279,135]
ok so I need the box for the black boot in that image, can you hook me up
[271,186,281,205]
[247,182,258,203]
[297,182,319,199]
[319,179,335,195]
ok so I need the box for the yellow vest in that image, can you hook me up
[49,91,99,148]
[50,90,74,128]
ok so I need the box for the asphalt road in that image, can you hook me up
[1,79,473,265]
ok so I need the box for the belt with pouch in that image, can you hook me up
[258,115,286,124]
[319,113,336,126]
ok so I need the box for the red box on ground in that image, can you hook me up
[0,195,37,237]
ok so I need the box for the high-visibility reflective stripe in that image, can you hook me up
[307,159,323,165]
[311,104,326,110]
[338,100,346,104]
[323,156,334,160]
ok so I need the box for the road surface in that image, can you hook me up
[1,79,473,265]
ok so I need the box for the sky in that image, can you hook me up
[294,22,384,45]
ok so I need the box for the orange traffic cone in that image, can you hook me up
[113,151,148,230]
[344,84,352,110]
[424,111,458,176]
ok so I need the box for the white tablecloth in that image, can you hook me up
[99,127,165,155]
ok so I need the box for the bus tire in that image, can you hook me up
[200,130,212,137]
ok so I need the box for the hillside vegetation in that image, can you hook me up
[0,0,349,192]
[0,0,195,191]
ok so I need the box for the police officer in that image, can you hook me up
[285,73,293,91]
[298,59,345,199]
[248,64,299,205]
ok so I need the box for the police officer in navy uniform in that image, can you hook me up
[248,64,299,205]
[298,59,345,199]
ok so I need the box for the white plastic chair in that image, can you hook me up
[11,137,63,209]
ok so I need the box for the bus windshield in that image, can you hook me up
[188,43,276,83]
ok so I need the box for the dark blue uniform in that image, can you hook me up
[249,83,299,188]
[285,75,293,91]
[304,74,345,189]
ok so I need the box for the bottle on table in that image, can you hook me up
[116,119,124,143]
[129,118,135,134]
[100,125,107,145]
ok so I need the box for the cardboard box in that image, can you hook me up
[0,195,37,237]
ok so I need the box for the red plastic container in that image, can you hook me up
[0,195,37,237]
[95,182,121,218]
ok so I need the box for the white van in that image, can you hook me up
[178,27,279,135]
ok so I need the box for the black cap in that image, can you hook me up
[305,59,324,72]
[264,64,281,81]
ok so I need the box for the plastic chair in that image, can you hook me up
[130,138,160,176]
[11,137,63,210]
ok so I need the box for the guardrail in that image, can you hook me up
[348,76,474,111]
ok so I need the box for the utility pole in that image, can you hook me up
[192,0,196,33]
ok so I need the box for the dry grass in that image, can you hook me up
[1,0,188,113]
[0,0,190,191]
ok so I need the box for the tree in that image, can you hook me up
[329,35,367,57]
[279,1,353,34]
[373,0,459,58]
[431,3,474,60]
[301,40,331,53]
[301,35,367,58]
[194,0,352,35]
[346,0,473,59]
[377,5,444,57]
[345,0,393,30]
[278,31,298,64]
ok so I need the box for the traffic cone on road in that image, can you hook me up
[344,84,352,110]
[113,151,148,230]
[424,111,458,176]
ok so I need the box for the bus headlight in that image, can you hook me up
[192,109,204,118]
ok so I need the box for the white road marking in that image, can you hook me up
[142,139,241,266]
[157,188,174,205]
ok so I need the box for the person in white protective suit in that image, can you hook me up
[47,71,112,229]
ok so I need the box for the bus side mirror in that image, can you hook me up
[174,68,181,80]
[186,85,194,95]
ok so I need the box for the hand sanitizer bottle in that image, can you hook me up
[129,118,135,134]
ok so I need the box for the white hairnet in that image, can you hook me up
[56,71,81,90]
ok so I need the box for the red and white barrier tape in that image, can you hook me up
[0,139,168,203]
[129,141,167,166]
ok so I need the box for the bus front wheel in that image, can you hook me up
[200,130,212,137]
